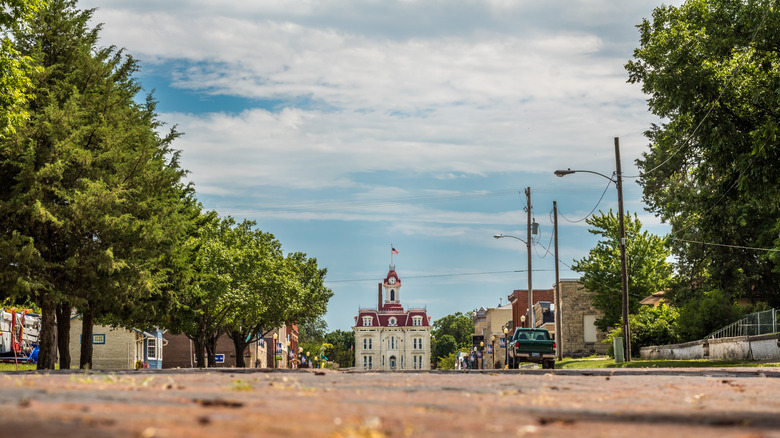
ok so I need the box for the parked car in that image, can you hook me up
[508,328,556,369]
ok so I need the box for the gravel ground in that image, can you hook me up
[0,367,779,437]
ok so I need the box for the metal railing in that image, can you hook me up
[705,308,779,339]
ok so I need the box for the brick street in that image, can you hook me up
[1,368,779,437]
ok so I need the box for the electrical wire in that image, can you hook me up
[558,177,614,224]
[325,268,559,284]
[669,237,780,253]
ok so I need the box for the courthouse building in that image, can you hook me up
[353,266,432,370]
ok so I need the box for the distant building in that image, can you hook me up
[353,265,432,370]
[471,304,512,369]
[68,315,164,369]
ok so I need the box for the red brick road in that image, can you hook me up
[0,368,779,437]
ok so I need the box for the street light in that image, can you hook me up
[272,333,278,369]
[491,335,496,370]
[494,233,535,328]
[479,341,484,370]
[554,137,631,361]
[503,326,509,369]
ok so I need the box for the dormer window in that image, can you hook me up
[412,316,423,326]
[362,316,373,326]
[388,317,397,326]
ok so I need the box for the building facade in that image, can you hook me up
[471,304,513,369]
[353,266,432,370]
[556,279,608,357]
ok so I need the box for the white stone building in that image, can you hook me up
[353,266,432,370]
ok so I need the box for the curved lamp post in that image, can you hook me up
[554,137,631,361]
[494,233,535,328]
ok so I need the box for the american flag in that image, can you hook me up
[391,247,399,254]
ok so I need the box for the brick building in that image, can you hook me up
[163,333,237,368]
[507,288,554,330]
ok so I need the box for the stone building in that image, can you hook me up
[555,279,608,357]
[353,266,432,370]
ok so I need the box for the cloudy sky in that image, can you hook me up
[80,0,683,331]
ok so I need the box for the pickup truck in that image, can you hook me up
[508,328,556,369]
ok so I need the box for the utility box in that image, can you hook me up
[613,337,625,363]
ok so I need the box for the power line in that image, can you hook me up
[557,177,614,223]
[325,268,560,284]
[670,238,780,253]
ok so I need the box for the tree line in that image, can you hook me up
[0,0,332,369]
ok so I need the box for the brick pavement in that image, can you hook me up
[0,368,779,437]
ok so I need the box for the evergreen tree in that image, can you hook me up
[1,0,195,369]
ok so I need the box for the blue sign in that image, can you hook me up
[214,354,225,363]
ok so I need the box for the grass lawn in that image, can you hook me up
[556,357,780,369]
[0,362,39,371]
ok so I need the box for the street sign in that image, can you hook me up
[214,354,225,363]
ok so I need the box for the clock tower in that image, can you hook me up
[353,260,432,371]
[383,268,401,305]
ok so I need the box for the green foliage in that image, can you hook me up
[572,210,673,331]
[675,289,743,342]
[1,0,196,369]
[432,334,457,367]
[299,317,328,345]
[437,350,460,370]
[324,329,354,368]
[0,0,46,135]
[606,304,680,357]
[432,312,474,347]
[627,0,780,305]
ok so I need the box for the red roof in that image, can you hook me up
[355,308,430,327]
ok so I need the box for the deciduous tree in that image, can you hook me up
[627,0,780,305]
[571,210,673,331]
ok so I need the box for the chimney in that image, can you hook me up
[378,282,383,310]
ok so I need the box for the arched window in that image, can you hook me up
[389,289,395,301]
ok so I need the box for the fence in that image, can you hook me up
[705,308,779,339]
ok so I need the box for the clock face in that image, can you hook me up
[388,277,396,285]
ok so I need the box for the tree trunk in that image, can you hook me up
[205,336,218,368]
[190,335,206,368]
[36,293,57,370]
[79,306,95,369]
[56,302,71,370]
[230,332,249,368]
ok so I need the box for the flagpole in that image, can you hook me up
[390,244,394,269]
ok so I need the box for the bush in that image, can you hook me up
[675,289,742,342]
[606,303,679,357]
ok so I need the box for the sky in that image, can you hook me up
[79,0,684,332]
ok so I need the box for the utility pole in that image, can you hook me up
[614,137,631,361]
[525,187,534,329]
[553,201,562,360]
